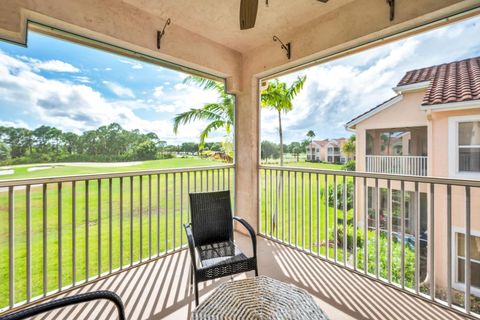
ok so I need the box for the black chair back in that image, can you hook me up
[189,191,233,246]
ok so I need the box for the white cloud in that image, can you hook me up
[0,50,225,144]
[261,16,480,143]
[119,59,143,70]
[73,76,91,83]
[0,120,30,129]
[18,56,80,73]
[153,86,164,97]
[102,81,135,98]
[36,60,80,73]
[174,83,188,91]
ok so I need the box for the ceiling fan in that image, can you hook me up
[240,0,329,30]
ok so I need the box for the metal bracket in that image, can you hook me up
[273,36,291,60]
[157,18,171,49]
[387,0,395,21]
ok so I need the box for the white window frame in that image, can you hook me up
[452,227,480,297]
[448,115,480,179]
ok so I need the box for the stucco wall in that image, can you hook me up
[429,108,480,178]
[351,90,480,293]
[354,91,428,171]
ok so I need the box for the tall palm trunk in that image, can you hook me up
[273,110,285,232]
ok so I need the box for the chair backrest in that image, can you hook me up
[189,190,233,246]
[0,291,125,320]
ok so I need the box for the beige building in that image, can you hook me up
[307,138,349,163]
[347,56,480,295]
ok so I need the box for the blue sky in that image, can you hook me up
[0,32,218,144]
[261,15,480,143]
[0,15,479,146]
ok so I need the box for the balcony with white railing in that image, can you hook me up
[259,166,480,319]
[366,155,428,176]
[1,165,478,319]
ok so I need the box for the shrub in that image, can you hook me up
[329,224,364,250]
[328,180,354,210]
[157,152,175,159]
[329,224,416,288]
[342,160,356,171]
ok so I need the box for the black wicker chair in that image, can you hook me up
[184,190,258,305]
[0,291,125,320]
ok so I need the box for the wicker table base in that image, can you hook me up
[192,276,329,320]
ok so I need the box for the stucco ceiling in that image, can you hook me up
[123,0,355,53]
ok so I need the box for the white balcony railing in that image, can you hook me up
[0,165,234,313]
[259,165,480,318]
[366,155,428,176]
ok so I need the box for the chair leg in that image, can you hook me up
[190,266,193,286]
[194,280,199,306]
[255,266,258,277]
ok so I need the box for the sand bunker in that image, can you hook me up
[0,169,14,176]
[28,166,52,172]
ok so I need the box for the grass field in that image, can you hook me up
[0,157,347,308]
[0,157,222,181]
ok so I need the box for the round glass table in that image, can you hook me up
[192,276,329,319]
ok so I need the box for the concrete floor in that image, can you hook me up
[29,234,466,320]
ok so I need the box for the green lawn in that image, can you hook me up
[0,157,232,308]
[284,161,344,170]
[0,157,221,180]
[259,169,352,256]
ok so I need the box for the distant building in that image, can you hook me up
[306,138,349,163]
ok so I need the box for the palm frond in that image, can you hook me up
[286,75,307,100]
[173,106,223,134]
[183,75,224,93]
[199,120,226,147]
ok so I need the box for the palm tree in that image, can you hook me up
[342,135,356,160]
[306,130,315,160]
[306,130,315,144]
[261,76,306,232]
[173,76,234,150]
[261,76,307,166]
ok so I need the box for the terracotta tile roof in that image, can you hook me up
[313,139,329,147]
[397,56,480,106]
[309,138,345,148]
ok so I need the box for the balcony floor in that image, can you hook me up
[30,233,466,320]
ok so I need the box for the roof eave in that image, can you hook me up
[420,99,480,111]
[345,95,404,131]
[393,81,430,94]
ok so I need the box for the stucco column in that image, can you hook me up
[232,75,260,233]
[372,130,382,155]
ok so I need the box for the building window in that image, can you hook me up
[455,232,480,292]
[458,121,480,172]
[449,116,480,178]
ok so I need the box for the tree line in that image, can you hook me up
[0,123,222,165]
[261,140,308,161]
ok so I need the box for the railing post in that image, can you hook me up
[8,186,14,308]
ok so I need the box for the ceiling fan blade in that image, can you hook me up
[240,0,258,30]
[317,0,329,3]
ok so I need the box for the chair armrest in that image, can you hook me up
[0,291,125,320]
[184,223,197,270]
[233,216,257,257]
